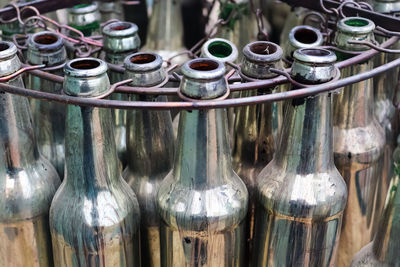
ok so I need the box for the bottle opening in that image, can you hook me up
[301,48,331,57]
[130,54,156,64]
[208,41,233,58]
[70,59,100,70]
[73,3,91,9]
[34,34,58,45]
[189,60,219,71]
[111,23,131,31]
[294,28,318,44]
[0,43,10,52]
[344,18,369,27]
[249,42,277,55]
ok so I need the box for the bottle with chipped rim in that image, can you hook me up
[49,58,141,267]
[333,17,386,267]
[123,52,174,267]
[231,41,282,263]
[253,47,347,266]
[157,58,248,266]
[0,41,61,267]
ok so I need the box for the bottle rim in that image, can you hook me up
[102,21,139,38]
[337,17,375,35]
[243,41,283,63]
[181,58,226,80]
[201,38,238,63]
[124,52,163,72]
[64,58,108,78]
[289,25,323,49]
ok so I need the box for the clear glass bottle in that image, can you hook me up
[253,48,347,266]
[231,41,282,261]
[50,58,141,267]
[27,31,67,178]
[333,17,386,267]
[103,21,141,167]
[157,58,248,266]
[351,142,400,267]
[0,41,61,267]
[123,52,174,267]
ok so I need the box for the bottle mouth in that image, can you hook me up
[102,21,139,37]
[293,48,337,64]
[337,17,375,34]
[69,2,98,14]
[124,52,163,72]
[29,32,64,52]
[70,59,100,69]
[64,58,107,77]
[201,38,238,62]
[289,25,323,49]
[0,41,17,59]
[243,41,283,63]
[181,58,226,80]
[189,60,219,71]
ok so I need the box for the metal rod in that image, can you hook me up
[0,0,84,20]
[23,36,400,96]
[4,55,400,110]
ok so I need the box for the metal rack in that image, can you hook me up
[0,0,399,111]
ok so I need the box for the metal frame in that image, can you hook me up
[0,0,399,110]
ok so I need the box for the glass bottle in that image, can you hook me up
[143,0,188,66]
[231,41,282,259]
[67,3,101,37]
[253,47,347,266]
[123,52,174,267]
[333,17,386,267]
[103,21,141,167]
[371,0,400,212]
[157,58,248,266]
[27,31,67,178]
[0,41,61,267]
[50,58,141,267]
[351,142,400,267]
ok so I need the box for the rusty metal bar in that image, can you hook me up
[5,55,400,110]
[0,0,84,20]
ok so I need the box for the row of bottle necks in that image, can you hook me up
[1,2,400,267]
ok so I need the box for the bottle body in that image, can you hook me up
[0,42,61,266]
[123,95,174,267]
[158,108,248,267]
[351,145,400,267]
[50,104,141,267]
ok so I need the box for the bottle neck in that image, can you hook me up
[232,89,274,166]
[333,61,375,128]
[0,77,40,171]
[126,95,174,178]
[173,108,232,188]
[146,0,184,52]
[64,105,120,190]
[275,93,334,174]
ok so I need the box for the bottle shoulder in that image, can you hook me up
[50,179,140,231]
[257,160,347,218]
[0,157,60,222]
[157,171,248,232]
[334,120,385,158]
